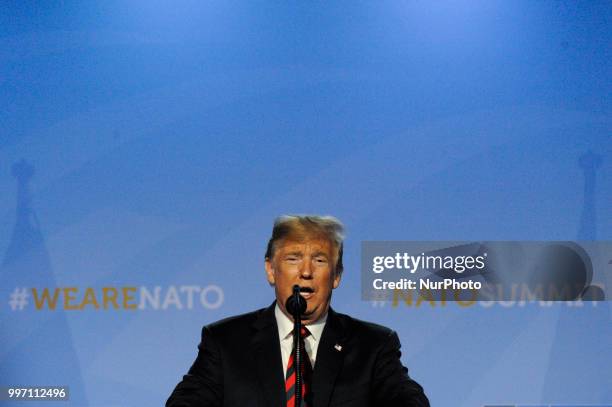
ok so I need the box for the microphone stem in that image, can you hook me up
[292,286,302,407]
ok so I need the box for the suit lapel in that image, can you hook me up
[251,303,285,407]
[312,308,347,407]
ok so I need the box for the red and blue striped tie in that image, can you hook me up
[285,326,313,407]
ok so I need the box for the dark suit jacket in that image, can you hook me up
[166,303,429,407]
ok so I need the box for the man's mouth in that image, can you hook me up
[300,286,314,299]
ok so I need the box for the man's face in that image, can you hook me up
[265,237,341,324]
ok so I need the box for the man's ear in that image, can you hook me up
[332,271,342,289]
[265,258,276,285]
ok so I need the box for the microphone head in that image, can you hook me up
[285,286,307,316]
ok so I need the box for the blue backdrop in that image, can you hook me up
[1,1,611,406]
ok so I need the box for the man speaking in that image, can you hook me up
[166,215,429,407]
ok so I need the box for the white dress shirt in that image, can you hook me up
[274,303,327,377]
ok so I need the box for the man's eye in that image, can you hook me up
[286,257,299,262]
[314,257,328,264]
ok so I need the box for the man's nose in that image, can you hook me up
[300,260,313,278]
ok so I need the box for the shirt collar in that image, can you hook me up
[274,303,327,341]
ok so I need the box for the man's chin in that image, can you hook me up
[301,307,325,323]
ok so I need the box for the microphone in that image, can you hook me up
[285,285,307,316]
[285,285,307,407]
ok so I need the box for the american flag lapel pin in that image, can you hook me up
[334,344,342,352]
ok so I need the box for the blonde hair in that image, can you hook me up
[265,215,345,275]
